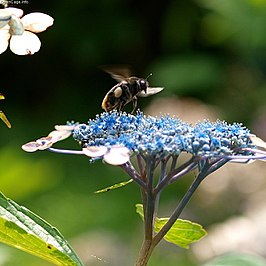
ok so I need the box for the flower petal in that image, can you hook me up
[229,158,254,164]
[22,141,41,152]
[83,146,108,157]
[22,13,54,33]
[48,130,72,143]
[54,125,77,131]
[0,9,12,28]
[8,15,24,35]
[250,135,266,150]
[103,146,130,165]
[10,31,40,55]
[36,137,53,150]
[4,8,23,18]
[0,29,10,54]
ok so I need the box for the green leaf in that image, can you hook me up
[0,192,84,266]
[0,94,11,128]
[0,111,11,128]
[136,204,207,249]
[136,204,145,220]
[154,217,207,249]
[94,179,133,193]
[203,253,266,266]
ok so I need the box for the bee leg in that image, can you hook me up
[118,101,126,112]
[131,96,138,114]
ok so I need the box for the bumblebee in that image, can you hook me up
[101,68,164,113]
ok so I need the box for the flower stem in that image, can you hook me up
[135,158,156,266]
[170,155,178,172]
[136,158,229,265]
[120,162,146,188]
[153,159,168,218]
[153,160,210,246]
[154,157,196,194]
[144,158,156,240]
[48,147,84,155]
[135,240,155,266]
[137,154,145,177]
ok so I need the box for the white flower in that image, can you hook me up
[0,7,54,55]
[22,125,75,152]
[83,145,131,165]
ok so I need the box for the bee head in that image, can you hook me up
[139,79,148,93]
[139,73,153,93]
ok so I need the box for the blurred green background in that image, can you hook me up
[1,0,266,265]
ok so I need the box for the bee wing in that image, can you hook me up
[138,87,164,97]
[101,65,132,82]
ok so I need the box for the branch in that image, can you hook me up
[153,160,210,246]
[154,157,196,194]
[120,162,146,188]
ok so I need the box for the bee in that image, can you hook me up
[101,67,164,113]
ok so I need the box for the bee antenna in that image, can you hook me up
[146,73,153,81]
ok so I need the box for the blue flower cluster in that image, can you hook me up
[73,111,254,158]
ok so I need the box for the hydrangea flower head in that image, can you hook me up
[73,111,257,162]
[0,7,54,55]
[22,111,266,166]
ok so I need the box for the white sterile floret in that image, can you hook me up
[54,125,77,131]
[4,7,23,18]
[21,12,53,33]
[0,7,54,55]
[48,130,73,143]
[21,141,41,152]
[22,136,54,152]
[22,125,74,153]
[10,31,40,55]
[0,9,12,28]
[83,146,108,157]
[36,137,54,150]
[250,134,266,150]
[103,146,130,165]
[83,145,130,165]
[0,28,9,54]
